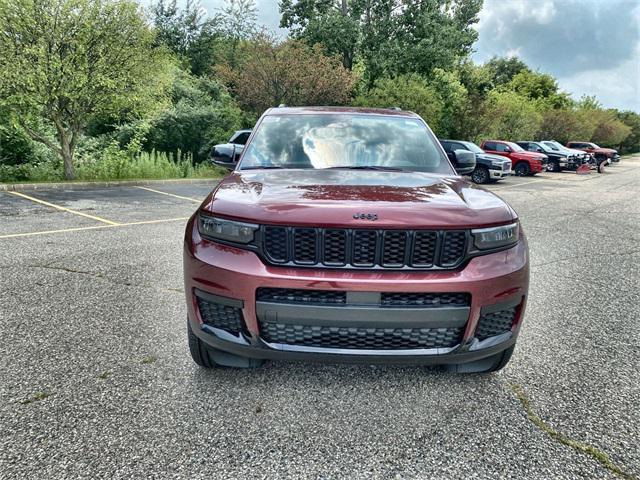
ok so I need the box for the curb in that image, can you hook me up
[0,177,221,192]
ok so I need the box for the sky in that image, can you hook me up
[160,0,640,112]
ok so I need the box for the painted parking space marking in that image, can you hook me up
[135,186,202,203]
[8,191,120,225]
[491,178,548,189]
[0,216,189,240]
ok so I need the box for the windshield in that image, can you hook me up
[240,114,454,174]
[461,141,484,154]
[543,141,561,150]
[506,142,524,152]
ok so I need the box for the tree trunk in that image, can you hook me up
[61,141,75,180]
[54,119,76,180]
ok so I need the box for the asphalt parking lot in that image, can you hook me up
[1,159,639,479]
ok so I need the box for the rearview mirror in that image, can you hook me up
[453,150,476,176]
[211,143,237,170]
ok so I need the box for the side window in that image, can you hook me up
[527,144,538,152]
[232,132,250,145]
[452,143,466,151]
[484,141,497,151]
[495,143,509,152]
[441,141,452,153]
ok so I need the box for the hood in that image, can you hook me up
[478,152,510,163]
[565,148,587,156]
[203,170,517,228]
[594,147,618,154]
[513,151,547,161]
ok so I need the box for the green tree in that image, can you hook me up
[0,0,171,179]
[280,0,483,84]
[142,69,244,161]
[478,90,542,142]
[353,74,443,131]
[484,56,531,87]
[507,71,572,109]
[216,37,356,114]
[429,68,468,138]
[616,110,640,153]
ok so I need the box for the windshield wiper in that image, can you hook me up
[324,165,405,172]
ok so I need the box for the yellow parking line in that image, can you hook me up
[9,191,120,225]
[135,186,202,203]
[0,217,189,240]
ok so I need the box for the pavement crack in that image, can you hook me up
[27,263,183,294]
[510,383,637,480]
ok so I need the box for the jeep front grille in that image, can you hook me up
[262,227,468,270]
[259,322,464,350]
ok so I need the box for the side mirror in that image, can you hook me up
[504,146,511,153]
[453,149,476,175]
[536,147,543,153]
[211,143,237,170]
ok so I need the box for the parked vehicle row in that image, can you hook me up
[439,138,620,184]
[213,129,621,186]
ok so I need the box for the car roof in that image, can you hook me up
[264,106,419,118]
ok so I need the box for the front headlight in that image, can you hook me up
[491,161,503,167]
[198,214,258,244]
[472,222,519,250]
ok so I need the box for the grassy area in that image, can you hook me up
[0,150,225,184]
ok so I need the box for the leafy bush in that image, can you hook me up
[143,72,244,162]
[478,90,542,142]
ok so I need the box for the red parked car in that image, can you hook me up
[481,140,547,176]
[566,142,620,165]
[184,107,529,373]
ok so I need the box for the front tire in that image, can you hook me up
[445,345,515,373]
[514,162,530,176]
[547,161,560,172]
[471,166,490,184]
[187,320,264,368]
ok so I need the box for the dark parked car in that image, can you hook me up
[540,141,595,171]
[185,107,529,373]
[209,129,252,169]
[440,139,511,184]
[517,141,581,172]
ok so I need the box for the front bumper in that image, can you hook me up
[184,216,530,364]
[490,168,510,179]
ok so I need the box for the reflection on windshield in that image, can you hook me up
[507,142,524,152]
[240,114,453,174]
[462,142,484,154]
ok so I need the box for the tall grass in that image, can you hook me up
[1,149,225,183]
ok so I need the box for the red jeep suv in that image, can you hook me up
[184,107,529,373]
[481,140,547,176]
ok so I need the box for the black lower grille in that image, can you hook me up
[257,288,346,304]
[381,292,470,307]
[197,297,243,335]
[475,307,517,340]
[262,226,468,270]
[260,322,463,350]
